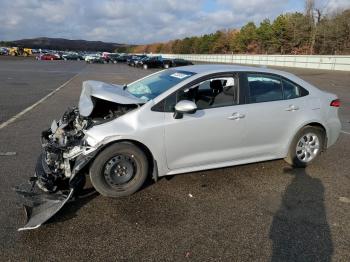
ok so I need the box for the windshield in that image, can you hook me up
[126,70,196,101]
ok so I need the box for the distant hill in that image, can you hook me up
[9,37,133,52]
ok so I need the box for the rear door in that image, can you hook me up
[239,72,308,158]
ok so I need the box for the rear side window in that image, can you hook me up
[282,78,309,99]
[247,74,283,103]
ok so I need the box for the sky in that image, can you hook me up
[0,0,349,44]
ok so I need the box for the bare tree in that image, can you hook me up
[305,0,323,54]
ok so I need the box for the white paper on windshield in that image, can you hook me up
[170,72,190,79]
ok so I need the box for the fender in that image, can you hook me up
[85,134,167,178]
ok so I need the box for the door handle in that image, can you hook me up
[285,105,299,111]
[228,113,245,120]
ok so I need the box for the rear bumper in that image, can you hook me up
[326,118,341,148]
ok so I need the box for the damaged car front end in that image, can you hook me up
[15,80,144,231]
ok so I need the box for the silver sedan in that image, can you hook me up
[17,64,341,230]
[81,64,341,194]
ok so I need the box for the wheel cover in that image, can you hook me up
[296,132,320,163]
[103,155,137,186]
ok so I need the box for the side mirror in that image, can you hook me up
[174,100,197,119]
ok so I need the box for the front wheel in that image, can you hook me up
[285,126,325,167]
[143,64,148,70]
[164,63,170,69]
[90,143,149,197]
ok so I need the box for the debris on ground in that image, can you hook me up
[0,152,17,156]
[339,196,350,203]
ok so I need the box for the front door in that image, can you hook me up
[164,74,248,170]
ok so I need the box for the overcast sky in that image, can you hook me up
[0,0,349,44]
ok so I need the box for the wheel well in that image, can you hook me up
[98,139,156,178]
[304,122,327,148]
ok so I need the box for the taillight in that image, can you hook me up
[330,99,341,107]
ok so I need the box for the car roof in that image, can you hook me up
[177,64,295,78]
[169,64,322,95]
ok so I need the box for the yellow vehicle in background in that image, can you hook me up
[8,47,33,56]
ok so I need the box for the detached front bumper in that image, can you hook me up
[15,133,98,231]
[15,181,74,231]
[14,151,96,231]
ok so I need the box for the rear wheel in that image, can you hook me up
[285,126,324,167]
[90,142,148,197]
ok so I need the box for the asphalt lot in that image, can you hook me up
[0,57,349,261]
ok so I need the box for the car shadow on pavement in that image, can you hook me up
[269,167,333,262]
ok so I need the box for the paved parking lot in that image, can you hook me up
[0,57,349,261]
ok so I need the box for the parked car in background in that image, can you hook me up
[126,55,139,66]
[84,54,101,63]
[137,56,168,69]
[8,47,32,56]
[102,52,111,59]
[127,55,148,66]
[87,55,106,64]
[0,47,8,55]
[114,54,130,63]
[137,56,160,69]
[163,58,193,68]
[62,53,83,61]
[53,52,64,60]
[104,54,120,63]
[38,53,58,60]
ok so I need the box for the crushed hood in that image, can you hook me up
[79,80,144,117]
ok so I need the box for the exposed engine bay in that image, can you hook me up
[15,80,142,230]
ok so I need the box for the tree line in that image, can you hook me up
[133,7,350,55]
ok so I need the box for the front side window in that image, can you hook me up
[170,76,238,110]
[126,70,195,101]
[157,75,238,112]
[247,74,283,103]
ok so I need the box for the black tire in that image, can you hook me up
[285,126,325,168]
[90,142,148,197]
